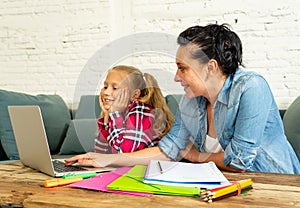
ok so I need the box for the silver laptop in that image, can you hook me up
[8,105,115,177]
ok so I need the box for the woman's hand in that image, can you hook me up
[180,141,246,172]
[180,141,213,163]
[180,141,202,162]
[64,152,117,167]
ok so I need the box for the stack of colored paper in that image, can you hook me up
[107,165,200,196]
[68,165,200,197]
[200,178,253,202]
[68,167,153,197]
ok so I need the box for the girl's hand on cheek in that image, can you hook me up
[111,88,129,113]
[99,95,111,115]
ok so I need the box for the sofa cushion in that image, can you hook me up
[0,89,71,160]
[165,94,183,116]
[75,95,101,119]
[283,96,300,161]
[58,119,98,155]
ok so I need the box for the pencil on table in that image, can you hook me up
[202,186,253,202]
[214,179,253,198]
[200,178,253,202]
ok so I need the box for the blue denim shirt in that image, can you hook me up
[159,69,300,174]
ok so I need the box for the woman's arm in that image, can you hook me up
[223,75,273,170]
[180,142,245,172]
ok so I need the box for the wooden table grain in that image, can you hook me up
[0,161,299,208]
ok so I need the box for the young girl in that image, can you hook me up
[94,65,174,154]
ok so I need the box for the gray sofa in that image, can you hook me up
[282,96,300,161]
[0,89,299,163]
[0,89,182,162]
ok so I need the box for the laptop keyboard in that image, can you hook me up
[52,160,86,173]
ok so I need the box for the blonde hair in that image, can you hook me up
[109,65,174,138]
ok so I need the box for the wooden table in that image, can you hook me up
[0,161,299,208]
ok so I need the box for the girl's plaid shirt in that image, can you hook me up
[94,100,160,153]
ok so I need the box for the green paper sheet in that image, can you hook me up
[107,165,200,196]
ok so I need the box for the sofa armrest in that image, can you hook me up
[165,94,183,116]
[75,95,101,119]
[283,96,300,161]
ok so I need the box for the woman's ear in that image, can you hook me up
[207,59,218,71]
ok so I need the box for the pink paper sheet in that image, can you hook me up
[68,166,153,197]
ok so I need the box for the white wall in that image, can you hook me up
[1,0,300,109]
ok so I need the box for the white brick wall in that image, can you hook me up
[1,0,299,109]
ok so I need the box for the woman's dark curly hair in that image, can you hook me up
[177,23,243,75]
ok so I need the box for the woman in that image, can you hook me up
[66,24,300,174]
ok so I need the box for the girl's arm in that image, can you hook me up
[65,146,171,167]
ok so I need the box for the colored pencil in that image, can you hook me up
[200,178,253,202]
[202,186,253,202]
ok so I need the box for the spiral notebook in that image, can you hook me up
[143,160,230,189]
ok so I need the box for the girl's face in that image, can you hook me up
[174,44,209,98]
[100,70,129,109]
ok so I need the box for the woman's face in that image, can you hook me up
[100,70,129,109]
[174,44,209,98]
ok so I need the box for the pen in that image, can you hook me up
[62,172,97,179]
[44,177,83,188]
[157,161,163,174]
